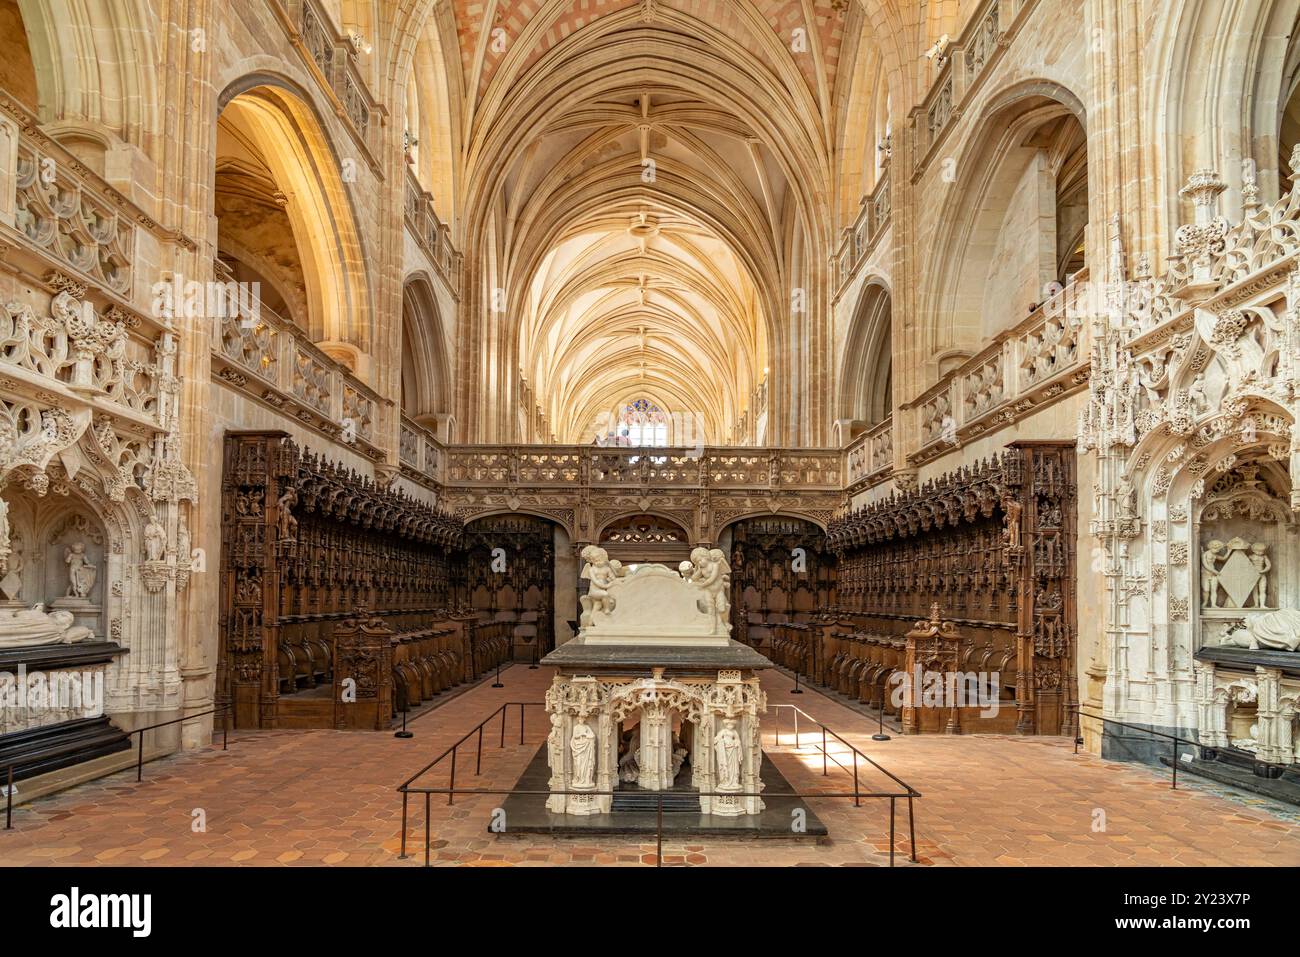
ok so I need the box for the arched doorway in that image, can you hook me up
[462,515,559,661]
[597,513,691,568]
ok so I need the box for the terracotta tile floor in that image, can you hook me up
[1,665,1297,866]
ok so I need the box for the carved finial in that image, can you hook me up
[930,601,941,622]
[1179,169,1227,213]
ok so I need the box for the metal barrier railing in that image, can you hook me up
[1070,705,1201,789]
[4,705,231,830]
[396,701,922,867]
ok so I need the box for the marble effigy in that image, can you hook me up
[542,547,769,817]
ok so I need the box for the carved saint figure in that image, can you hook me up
[276,487,299,543]
[144,516,166,563]
[1001,499,1022,549]
[1187,374,1210,413]
[1200,539,1226,608]
[569,720,596,789]
[1,539,23,600]
[713,718,742,790]
[0,496,9,563]
[1221,608,1300,652]
[1117,478,1137,521]
[177,517,191,565]
[1248,543,1271,607]
[64,542,97,599]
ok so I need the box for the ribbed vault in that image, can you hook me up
[448,3,844,445]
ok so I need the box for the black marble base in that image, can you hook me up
[541,639,772,676]
[0,640,126,673]
[495,744,829,838]
[1100,720,1199,768]
[1195,645,1300,677]
[1160,753,1300,807]
[0,715,132,782]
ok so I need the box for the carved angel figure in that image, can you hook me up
[64,542,97,599]
[688,546,731,621]
[579,544,619,626]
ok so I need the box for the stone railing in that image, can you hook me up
[836,171,891,292]
[909,0,1039,178]
[909,269,1091,466]
[0,90,190,302]
[281,0,378,160]
[210,260,387,459]
[844,417,893,490]
[399,413,442,484]
[404,170,461,295]
[442,445,843,491]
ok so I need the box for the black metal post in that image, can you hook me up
[791,667,803,694]
[1171,736,1178,790]
[448,748,457,806]
[136,731,144,782]
[853,751,860,807]
[4,764,12,830]
[395,705,413,739]
[476,726,483,775]
[492,659,503,689]
[398,790,409,859]
[423,793,431,867]
[656,793,663,868]
[500,705,507,747]
[529,645,538,670]
[519,703,525,744]
[908,794,917,863]
[223,707,229,750]
[872,699,891,741]
[889,797,896,867]
[821,726,828,776]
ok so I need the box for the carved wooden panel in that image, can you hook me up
[218,432,462,729]
[826,441,1077,734]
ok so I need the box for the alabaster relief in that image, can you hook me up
[1081,157,1300,763]
[576,544,731,645]
[1,282,197,718]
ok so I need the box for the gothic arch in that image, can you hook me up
[1151,0,1300,239]
[921,81,1089,357]
[9,0,160,147]
[401,272,453,421]
[838,279,892,426]
[214,75,375,358]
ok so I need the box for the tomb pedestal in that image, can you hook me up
[542,548,770,818]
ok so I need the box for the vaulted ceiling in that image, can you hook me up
[432,0,854,444]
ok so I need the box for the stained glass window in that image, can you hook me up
[620,398,667,447]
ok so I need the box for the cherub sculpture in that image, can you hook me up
[688,546,731,622]
[579,544,620,626]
